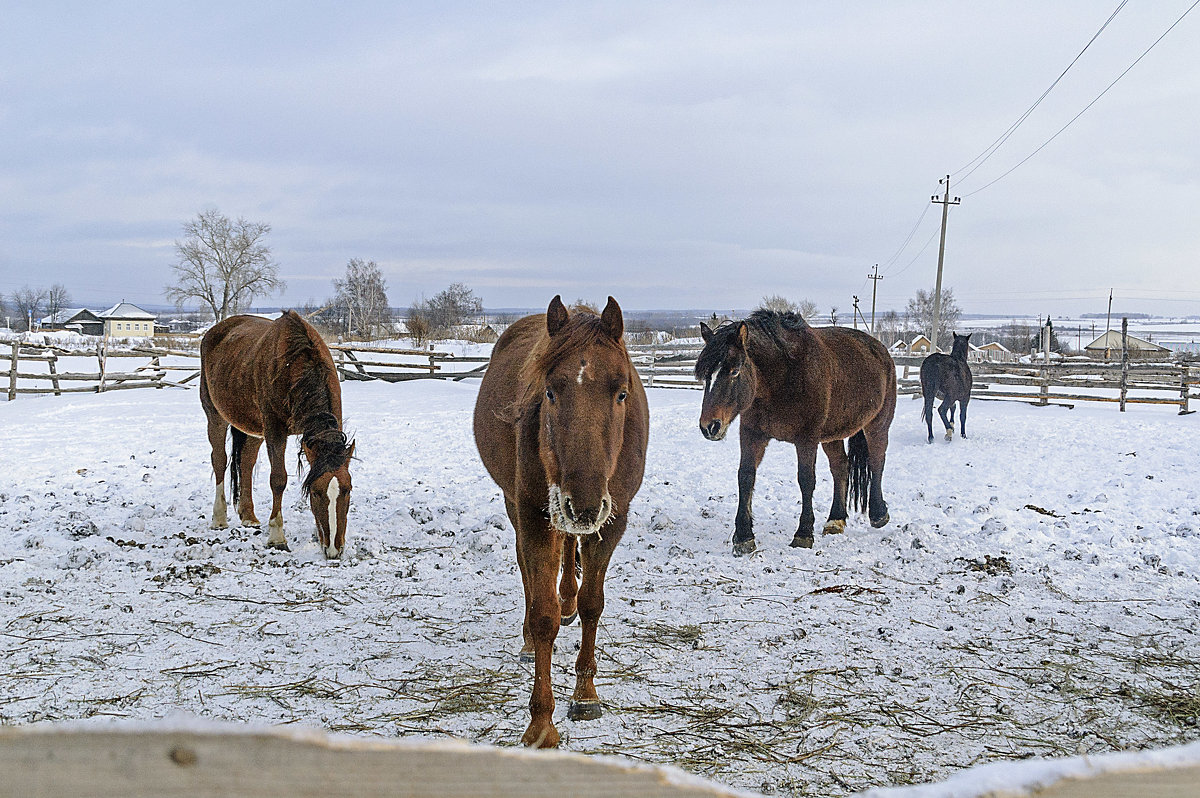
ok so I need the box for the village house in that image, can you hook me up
[39,308,104,336]
[1083,330,1172,361]
[99,302,157,338]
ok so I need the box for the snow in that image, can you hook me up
[2,380,1199,797]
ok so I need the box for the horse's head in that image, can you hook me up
[533,295,632,537]
[696,320,756,441]
[950,331,972,359]
[300,423,355,559]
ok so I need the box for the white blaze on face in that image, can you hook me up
[326,476,340,556]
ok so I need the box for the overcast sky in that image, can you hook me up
[2,2,1198,317]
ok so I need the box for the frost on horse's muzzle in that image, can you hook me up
[548,484,612,537]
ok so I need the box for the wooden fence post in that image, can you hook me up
[1119,317,1129,412]
[152,355,163,389]
[1180,364,1191,415]
[48,351,61,396]
[97,339,108,394]
[7,343,17,401]
[1039,323,1050,406]
[648,347,657,388]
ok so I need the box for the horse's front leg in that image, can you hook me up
[793,441,819,548]
[821,440,849,536]
[205,416,230,529]
[733,427,769,556]
[236,435,264,527]
[559,536,579,626]
[263,424,290,551]
[516,509,564,748]
[569,519,624,722]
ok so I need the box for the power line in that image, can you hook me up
[963,0,1200,197]
[952,0,1129,184]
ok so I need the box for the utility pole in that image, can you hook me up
[1104,288,1113,361]
[852,295,860,330]
[929,175,961,352]
[867,263,883,334]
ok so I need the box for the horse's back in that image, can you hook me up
[809,325,896,421]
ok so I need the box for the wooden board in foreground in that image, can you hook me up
[0,725,750,798]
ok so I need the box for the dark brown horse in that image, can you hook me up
[696,311,896,555]
[920,331,973,443]
[473,296,648,748]
[200,311,355,558]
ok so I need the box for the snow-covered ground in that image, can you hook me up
[2,380,1199,797]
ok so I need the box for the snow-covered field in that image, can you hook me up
[2,380,1199,797]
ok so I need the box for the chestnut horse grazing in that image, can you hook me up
[696,311,895,555]
[473,296,648,748]
[920,332,973,443]
[200,311,355,558]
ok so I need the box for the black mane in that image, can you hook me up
[695,309,809,381]
[279,312,353,495]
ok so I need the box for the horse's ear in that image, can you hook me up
[700,322,713,343]
[600,296,623,340]
[546,295,568,336]
[735,321,748,349]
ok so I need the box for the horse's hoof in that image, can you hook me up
[871,512,890,529]
[926,437,934,444]
[790,534,814,549]
[822,519,846,535]
[945,429,953,441]
[732,538,757,557]
[266,540,290,552]
[561,611,578,626]
[521,724,560,749]
[210,520,228,530]
[567,700,603,721]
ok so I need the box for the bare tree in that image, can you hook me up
[876,309,901,346]
[10,285,48,331]
[332,258,390,338]
[413,282,483,333]
[165,208,284,321]
[406,310,431,347]
[0,293,7,328]
[759,294,798,314]
[906,288,962,350]
[828,306,839,326]
[45,283,72,324]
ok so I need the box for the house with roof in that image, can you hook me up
[973,341,1012,362]
[908,334,934,354]
[100,302,157,338]
[1083,330,1171,361]
[40,308,104,336]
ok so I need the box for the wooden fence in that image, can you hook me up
[893,355,1200,414]
[1,341,199,400]
[3,722,1199,798]
[328,343,489,382]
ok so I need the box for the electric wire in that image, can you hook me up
[952,0,1128,184]
[963,0,1199,197]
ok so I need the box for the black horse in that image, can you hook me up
[920,332,973,443]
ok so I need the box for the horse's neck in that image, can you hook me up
[747,329,797,392]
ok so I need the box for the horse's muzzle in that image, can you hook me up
[701,419,727,441]
[549,485,611,536]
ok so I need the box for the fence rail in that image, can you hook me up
[2,341,197,400]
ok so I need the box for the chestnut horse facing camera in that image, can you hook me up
[200,311,355,558]
[473,295,649,748]
[696,310,896,556]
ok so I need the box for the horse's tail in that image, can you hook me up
[229,427,247,503]
[920,360,939,425]
[847,430,870,515]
